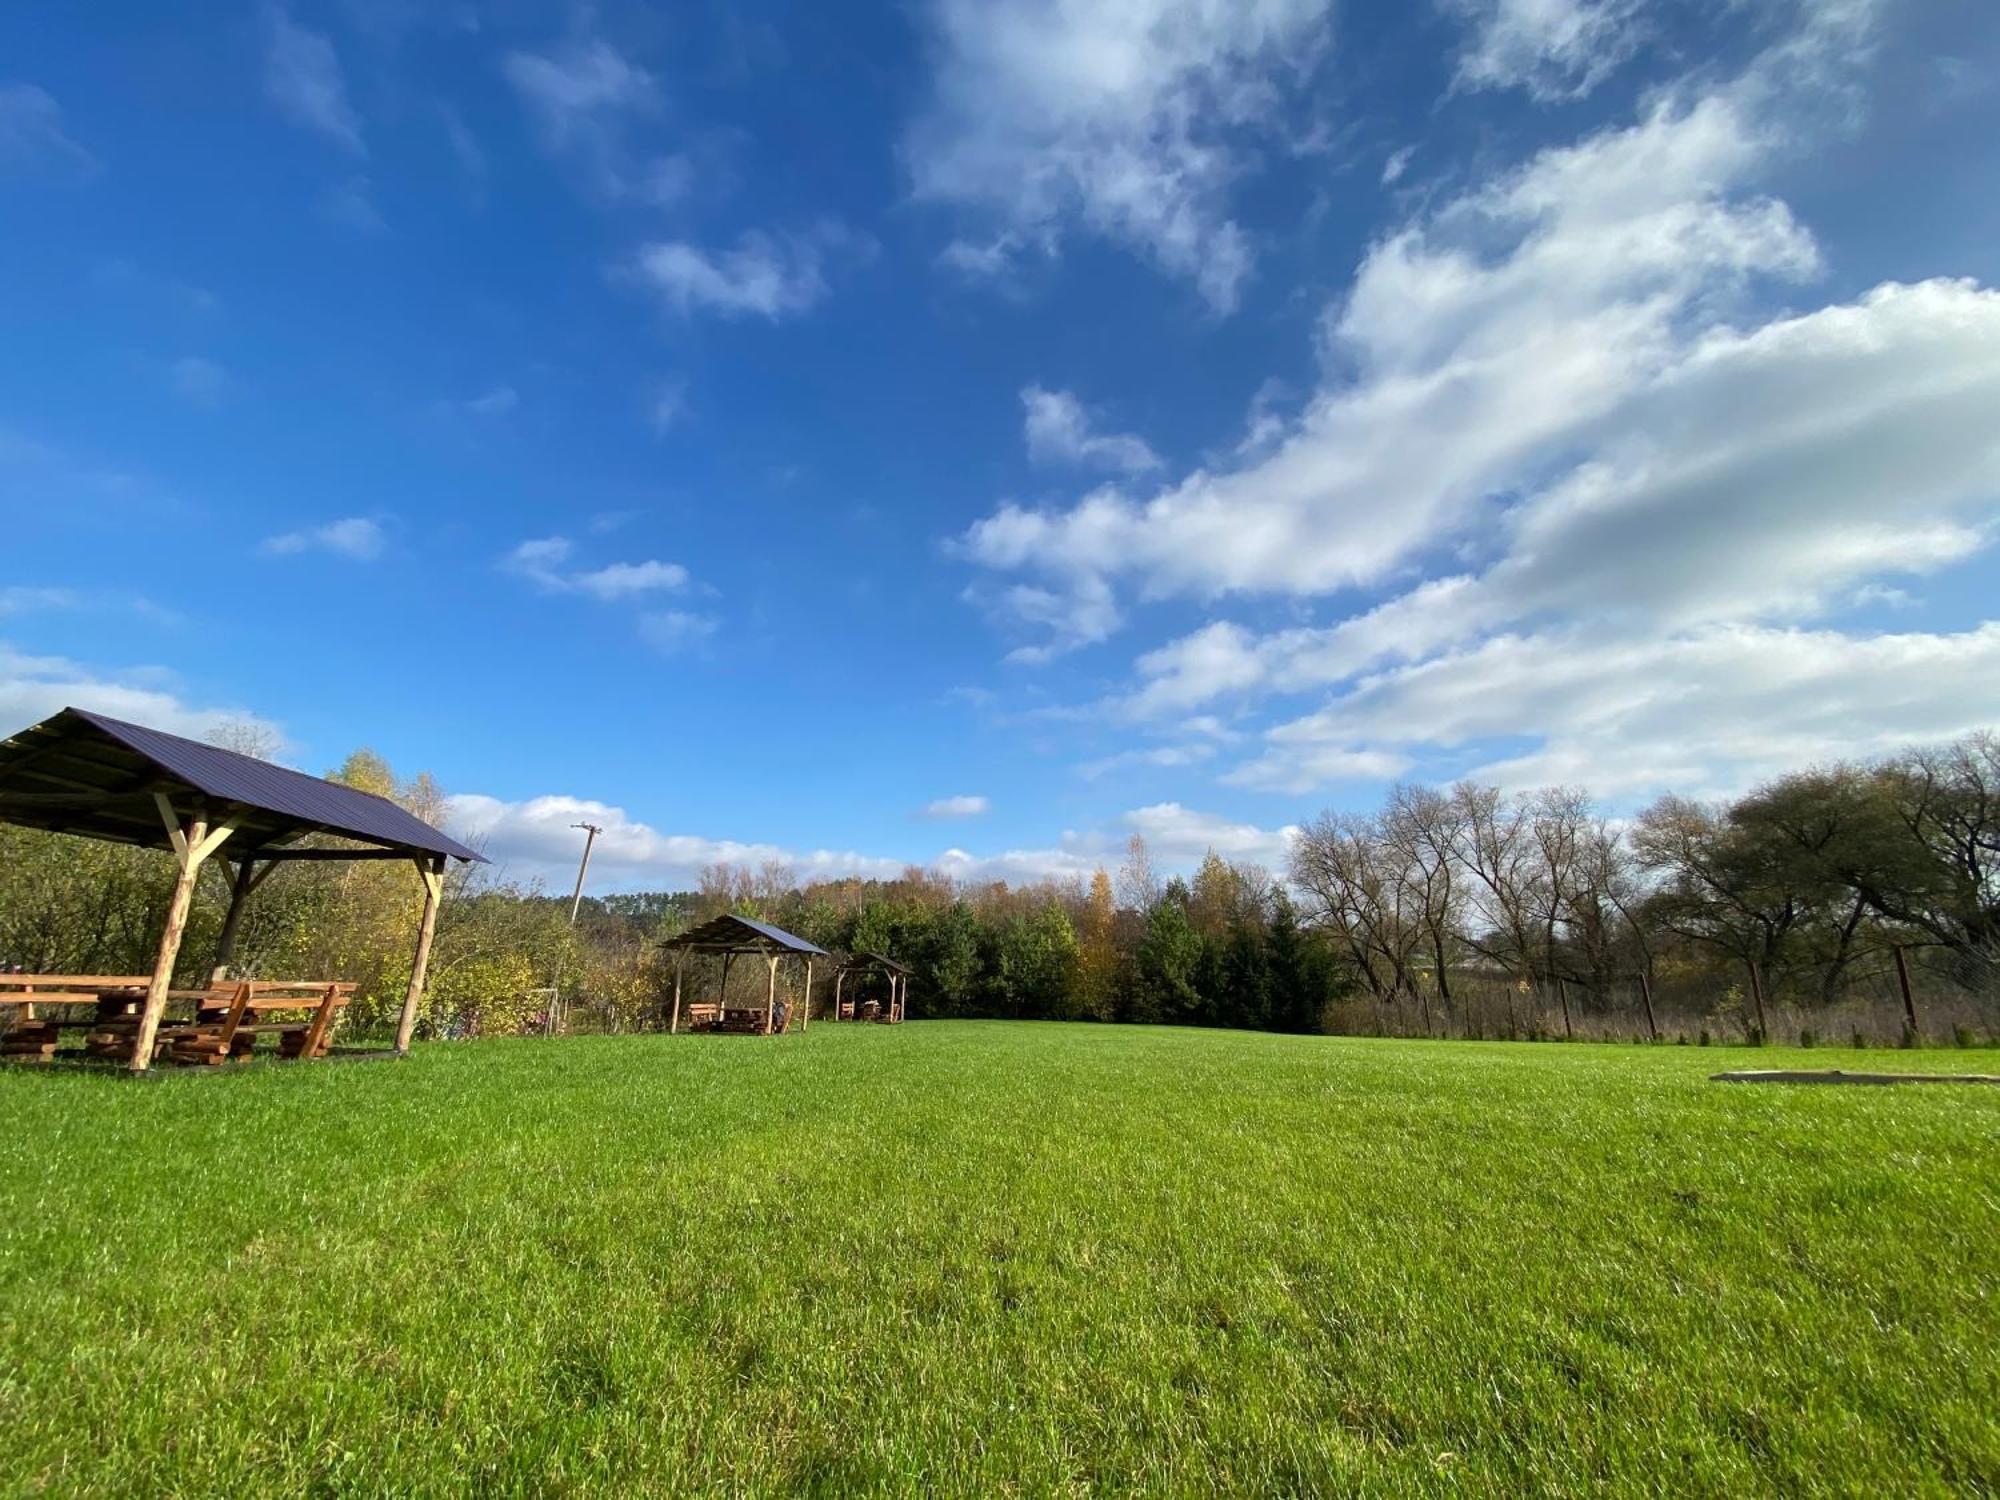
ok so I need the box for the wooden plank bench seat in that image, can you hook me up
[169,982,355,1065]
[65,981,357,1066]
[1,978,148,1063]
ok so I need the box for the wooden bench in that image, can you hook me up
[680,1002,722,1030]
[2,976,354,1064]
[1,977,149,1063]
[170,982,355,1065]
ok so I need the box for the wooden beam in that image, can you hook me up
[801,956,813,1032]
[394,856,445,1054]
[210,858,261,983]
[154,791,189,862]
[764,954,779,1035]
[300,982,341,1060]
[132,805,225,1073]
[669,950,685,1034]
[246,846,420,862]
[833,969,844,1022]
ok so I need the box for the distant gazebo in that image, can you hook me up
[832,951,910,1024]
[659,915,827,1036]
[0,706,485,1070]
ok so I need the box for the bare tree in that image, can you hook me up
[1291,811,1425,1016]
[1448,783,1543,990]
[1117,833,1160,914]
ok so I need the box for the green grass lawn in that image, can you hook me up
[2,1025,1996,1497]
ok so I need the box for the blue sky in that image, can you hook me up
[4,0,1998,892]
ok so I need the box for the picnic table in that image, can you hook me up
[0,975,353,1065]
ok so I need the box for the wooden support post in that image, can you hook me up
[764,954,779,1035]
[301,982,341,1060]
[395,856,445,1055]
[1638,971,1659,1042]
[669,951,685,1034]
[209,857,259,982]
[801,957,813,1032]
[1893,945,1919,1040]
[833,970,844,1021]
[132,796,235,1073]
[1746,960,1769,1045]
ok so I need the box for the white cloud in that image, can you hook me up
[168,356,228,409]
[1122,277,2000,718]
[921,794,991,819]
[454,386,517,418]
[502,32,690,204]
[0,643,283,748]
[647,379,688,435]
[1445,0,1643,101]
[629,227,861,320]
[0,82,95,174]
[965,571,1123,664]
[1077,742,1217,780]
[503,536,574,589]
[262,517,385,560]
[934,802,1301,884]
[1123,801,1301,870]
[1228,623,2000,799]
[503,538,695,601]
[964,90,1826,617]
[319,175,386,233]
[1380,145,1415,185]
[638,610,716,655]
[958,4,1997,804]
[1022,386,1161,474]
[263,7,365,153]
[446,792,907,892]
[0,587,79,616]
[575,560,691,600]
[445,789,1297,893]
[505,37,652,134]
[905,0,1332,312]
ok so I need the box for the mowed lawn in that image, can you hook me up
[1,1025,1995,1497]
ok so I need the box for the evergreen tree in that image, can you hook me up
[1135,881,1203,1024]
[1267,888,1322,1034]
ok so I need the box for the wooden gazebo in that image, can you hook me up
[661,914,827,1036]
[0,707,484,1070]
[831,951,910,1023]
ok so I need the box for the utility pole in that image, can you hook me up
[547,822,603,1038]
[568,822,603,926]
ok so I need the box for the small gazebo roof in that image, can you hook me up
[658,913,829,956]
[837,950,912,975]
[0,706,483,863]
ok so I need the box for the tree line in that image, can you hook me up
[1,732,1994,1045]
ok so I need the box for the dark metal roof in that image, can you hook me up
[0,707,484,863]
[658,913,829,955]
